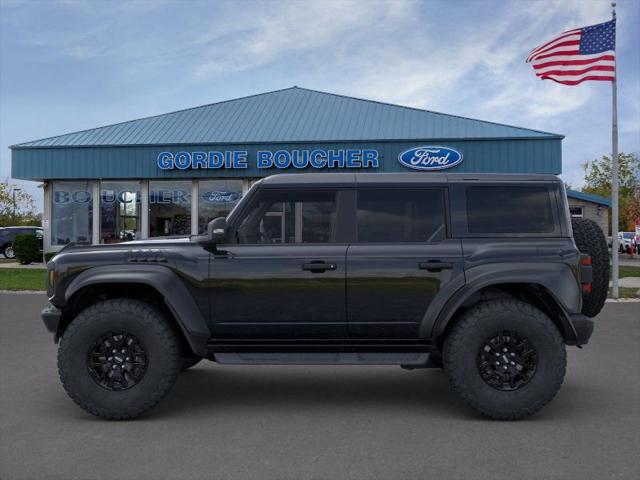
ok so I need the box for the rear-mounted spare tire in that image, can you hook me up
[572,218,609,317]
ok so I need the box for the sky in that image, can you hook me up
[1,0,639,211]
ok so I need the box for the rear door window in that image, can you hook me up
[356,188,446,243]
[466,186,555,234]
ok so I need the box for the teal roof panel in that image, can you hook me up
[12,87,562,148]
[567,189,612,207]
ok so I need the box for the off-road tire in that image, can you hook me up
[58,299,182,420]
[572,218,609,317]
[443,299,566,420]
[181,356,203,371]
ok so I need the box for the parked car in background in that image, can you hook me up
[618,232,636,253]
[0,226,43,259]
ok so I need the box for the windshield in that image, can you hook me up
[622,232,635,239]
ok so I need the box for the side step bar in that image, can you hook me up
[214,352,431,366]
[206,340,437,366]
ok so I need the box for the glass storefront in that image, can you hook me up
[100,181,141,243]
[149,181,192,237]
[198,179,243,233]
[51,181,93,245]
[46,178,248,249]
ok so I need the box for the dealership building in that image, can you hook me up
[10,87,610,253]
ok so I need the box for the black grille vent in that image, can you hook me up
[127,249,168,263]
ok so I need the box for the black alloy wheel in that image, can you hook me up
[87,332,148,391]
[477,331,537,391]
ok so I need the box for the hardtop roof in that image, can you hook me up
[259,172,562,187]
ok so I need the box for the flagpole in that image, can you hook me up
[611,1,620,298]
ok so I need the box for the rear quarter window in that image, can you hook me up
[466,186,555,234]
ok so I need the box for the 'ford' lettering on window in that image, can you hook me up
[398,146,463,171]
[200,191,242,204]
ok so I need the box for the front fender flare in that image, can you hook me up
[65,264,210,356]
[422,262,581,342]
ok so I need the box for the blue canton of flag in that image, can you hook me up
[580,20,616,54]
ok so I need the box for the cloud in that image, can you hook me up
[190,0,407,79]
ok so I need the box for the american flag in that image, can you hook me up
[526,19,616,85]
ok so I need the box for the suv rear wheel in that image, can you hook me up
[58,298,182,420]
[443,299,566,420]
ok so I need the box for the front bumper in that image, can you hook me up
[568,313,594,346]
[41,303,62,338]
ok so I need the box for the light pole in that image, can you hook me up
[12,187,22,224]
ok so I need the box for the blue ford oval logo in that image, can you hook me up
[398,146,463,171]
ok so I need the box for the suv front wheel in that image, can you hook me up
[443,299,566,420]
[58,298,182,420]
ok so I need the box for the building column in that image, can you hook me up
[140,180,149,239]
[242,179,253,195]
[92,181,100,245]
[191,180,199,235]
[42,182,52,253]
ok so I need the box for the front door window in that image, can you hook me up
[236,190,337,244]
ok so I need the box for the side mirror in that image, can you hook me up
[207,217,228,244]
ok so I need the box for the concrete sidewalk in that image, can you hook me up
[0,261,45,269]
[613,254,640,267]
[610,276,640,288]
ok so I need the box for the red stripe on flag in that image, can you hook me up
[535,65,615,77]
[529,40,581,60]
[530,47,581,61]
[541,75,615,85]
[527,30,581,60]
[532,54,615,70]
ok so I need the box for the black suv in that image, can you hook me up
[0,226,43,259]
[43,173,608,420]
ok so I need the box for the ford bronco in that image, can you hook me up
[42,173,609,420]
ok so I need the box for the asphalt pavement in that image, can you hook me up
[0,293,638,480]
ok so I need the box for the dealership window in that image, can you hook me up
[51,182,93,246]
[236,190,337,244]
[149,181,192,237]
[356,189,446,243]
[466,186,554,234]
[100,181,141,243]
[570,206,584,218]
[198,179,243,233]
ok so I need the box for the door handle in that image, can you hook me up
[302,261,337,273]
[418,261,453,272]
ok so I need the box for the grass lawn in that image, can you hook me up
[0,268,46,291]
[617,266,640,278]
[608,287,639,299]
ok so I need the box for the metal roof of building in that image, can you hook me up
[12,87,561,149]
[567,189,612,207]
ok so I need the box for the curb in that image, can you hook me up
[605,298,640,303]
[0,290,46,294]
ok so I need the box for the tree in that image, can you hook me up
[0,180,41,227]
[582,152,640,232]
